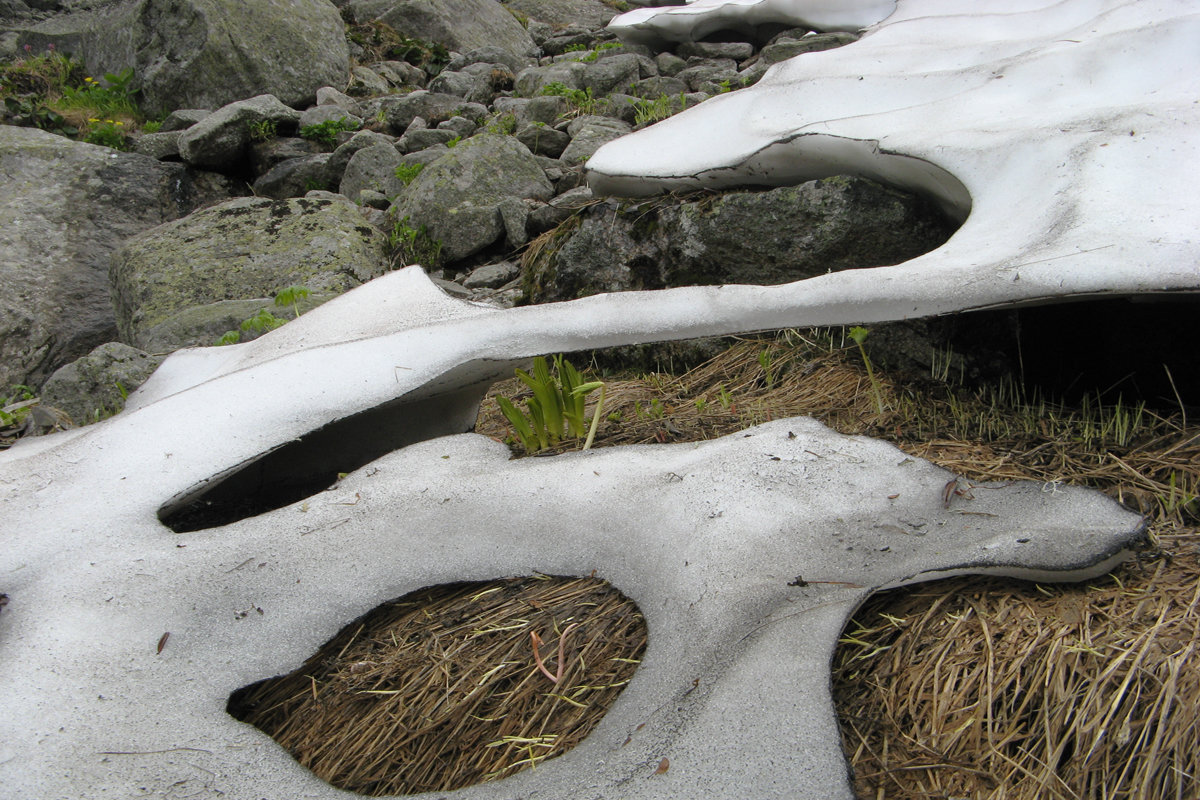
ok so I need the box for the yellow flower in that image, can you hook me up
[112,120,123,126]
[84,76,95,83]
[88,117,100,123]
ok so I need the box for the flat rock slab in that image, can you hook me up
[0,269,1145,799]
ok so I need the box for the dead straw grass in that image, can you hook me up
[228,575,645,796]
[478,332,1199,799]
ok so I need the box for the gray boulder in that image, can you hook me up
[38,342,164,426]
[178,94,301,173]
[758,32,861,66]
[348,0,535,59]
[501,0,616,29]
[428,62,516,105]
[446,45,530,75]
[401,127,460,151]
[110,194,391,348]
[324,129,398,187]
[581,52,644,97]
[314,86,365,118]
[559,115,632,166]
[516,121,570,158]
[248,136,325,177]
[0,126,238,390]
[160,108,210,132]
[130,293,334,354]
[131,129,182,160]
[298,105,364,132]
[523,177,956,303]
[339,143,405,200]
[388,133,554,264]
[252,154,333,199]
[381,90,488,135]
[514,60,587,96]
[13,0,349,116]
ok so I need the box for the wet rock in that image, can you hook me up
[523,177,955,303]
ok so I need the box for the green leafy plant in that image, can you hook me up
[3,94,77,136]
[393,162,425,185]
[389,216,443,268]
[563,43,588,53]
[496,355,606,452]
[216,286,311,346]
[575,41,623,63]
[848,326,886,414]
[445,134,461,148]
[83,118,127,149]
[716,383,734,410]
[58,68,137,117]
[485,112,517,135]
[633,93,686,126]
[538,82,601,114]
[141,119,162,133]
[0,385,36,428]
[299,117,360,147]
[248,118,277,142]
[757,347,777,388]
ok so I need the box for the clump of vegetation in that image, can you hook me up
[538,82,603,115]
[247,118,277,142]
[485,111,517,136]
[389,216,443,269]
[632,93,687,126]
[57,67,137,117]
[1,46,146,144]
[393,162,424,185]
[568,41,624,63]
[496,355,605,453]
[346,21,449,76]
[300,117,360,148]
[83,118,127,149]
[0,384,35,430]
[216,286,312,346]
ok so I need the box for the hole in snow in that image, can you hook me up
[158,372,502,533]
[227,575,647,795]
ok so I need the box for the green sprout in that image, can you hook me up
[848,326,885,414]
[496,355,606,452]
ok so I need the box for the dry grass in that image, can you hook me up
[479,332,1199,799]
[228,575,646,796]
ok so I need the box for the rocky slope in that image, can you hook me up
[0,0,952,427]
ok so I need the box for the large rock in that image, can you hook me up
[524,177,956,302]
[38,341,164,426]
[177,94,302,173]
[0,126,237,391]
[502,0,616,29]
[13,0,349,117]
[388,133,553,263]
[348,0,536,60]
[380,90,488,136]
[110,193,391,349]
